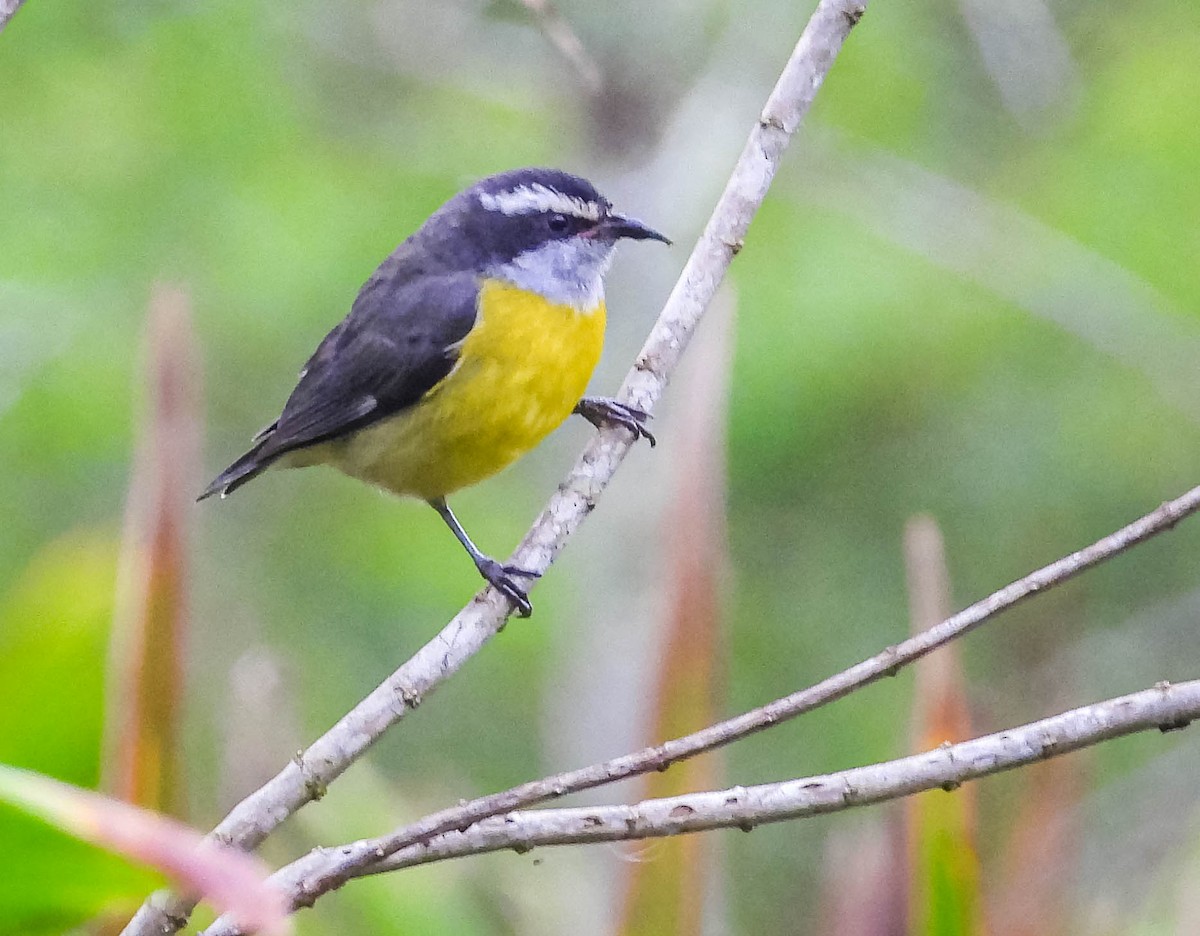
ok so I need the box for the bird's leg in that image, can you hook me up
[573,396,656,447]
[428,497,542,618]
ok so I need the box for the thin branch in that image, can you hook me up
[519,0,603,94]
[203,679,1200,936]
[0,0,28,34]
[121,1,869,933]
[206,478,1200,923]
[356,681,1199,871]
[358,680,1199,870]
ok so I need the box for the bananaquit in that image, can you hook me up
[199,167,669,616]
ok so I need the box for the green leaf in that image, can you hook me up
[0,765,289,935]
[0,533,166,933]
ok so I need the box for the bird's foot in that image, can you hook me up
[574,396,656,447]
[476,557,542,618]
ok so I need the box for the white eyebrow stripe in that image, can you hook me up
[479,183,601,221]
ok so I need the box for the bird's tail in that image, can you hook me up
[197,435,278,501]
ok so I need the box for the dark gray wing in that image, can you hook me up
[264,270,480,455]
[198,270,479,499]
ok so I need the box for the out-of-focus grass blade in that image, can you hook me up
[818,817,906,936]
[105,284,201,814]
[988,745,1081,936]
[616,293,734,936]
[0,765,290,935]
[903,515,984,936]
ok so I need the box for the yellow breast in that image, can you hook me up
[327,279,606,500]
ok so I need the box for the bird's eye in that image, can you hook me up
[547,213,569,232]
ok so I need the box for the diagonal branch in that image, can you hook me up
[203,679,1200,936]
[121,1,869,933]
[203,478,1200,928]
[0,0,28,34]
[355,680,1199,871]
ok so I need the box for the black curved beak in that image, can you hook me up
[601,212,671,245]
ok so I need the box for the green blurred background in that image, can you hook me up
[3,0,1200,932]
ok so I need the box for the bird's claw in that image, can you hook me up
[574,397,656,448]
[477,557,540,617]
[501,563,542,579]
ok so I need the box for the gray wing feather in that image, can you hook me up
[199,270,480,499]
[259,271,480,456]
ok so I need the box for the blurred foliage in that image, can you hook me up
[0,533,165,934]
[0,763,285,936]
[618,303,730,936]
[3,0,1200,933]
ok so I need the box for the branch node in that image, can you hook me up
[157,904,191,930]
[1159,717,1192,733]
[1158,501,1183,529]
[649,748,672,772]
[940,779,962,793]
[293,751,328,801]
[758,114,787,132]
[397,685,423,710]
[634,354,660,376]
[843,4,866,26]
[294,887,318,911]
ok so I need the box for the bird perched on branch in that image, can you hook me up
[199,167,669,616]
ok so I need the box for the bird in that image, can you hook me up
[199,167,670,616]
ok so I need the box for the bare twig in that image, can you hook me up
[0,0,28,34]
[354,681,1200,874]
[202,478,1200,930]
[519,0,603,93]
[121,2,868,933]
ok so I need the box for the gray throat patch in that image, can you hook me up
[491,238,614,310]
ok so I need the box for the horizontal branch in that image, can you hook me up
[360,680,1200,870]
[123,2,869,933]
[213,479,1200,921]
[199,476,1200,932]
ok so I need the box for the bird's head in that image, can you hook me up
[421,168,669,309]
